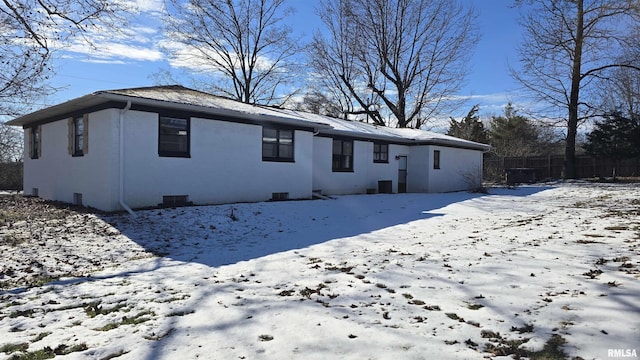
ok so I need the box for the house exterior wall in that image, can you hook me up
[425,146,483,193]
[368,144,410,193]
[312,138,412,195]
[23,109,119,210]
[121,111,314,209]
[20,105,486,212]
[312,137,368,195]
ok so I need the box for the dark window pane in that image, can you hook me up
[262,127,294,161]
[279,143,293,158]
[159,117,189,156]
[343,141,353,155]
[263,143,277,158]
[333,139,342,155]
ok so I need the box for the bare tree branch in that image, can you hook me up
[164,0,302,105]
[310,0,478,128]
[513,0,640,178]
[0,0,130,117]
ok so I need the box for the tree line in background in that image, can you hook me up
[448,102,640,179]
[0,0,639,180]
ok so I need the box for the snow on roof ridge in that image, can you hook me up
[11,85,489,150]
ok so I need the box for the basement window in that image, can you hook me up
[162,195,189,207]
[271,192,289,201]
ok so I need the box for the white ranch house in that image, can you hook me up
[8,86,490,212]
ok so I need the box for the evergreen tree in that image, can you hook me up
[447,104,488,144]
[488,103,541,157]
[583,112,640,179]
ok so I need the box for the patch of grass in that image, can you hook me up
[258,334,274,342]
[166,309,195,317]
[325,265,354,273]
[466,303,485,310]
[511,323,534,333]
[613,256,630,262]
[9,309,36,318]
[27,275,59,288]
[299,283,327,299]
[583,269,603,279]
[30,332,51,343]
[605,225,629,231]
[481,330,502,339]
[93,311,154,331]
[445,313,465,322]
[0,343,29,354]
[423,305,441,311]
[529,334,568,359]
[84,302,128,318]
[7,343,88,360]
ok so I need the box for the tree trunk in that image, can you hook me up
[564,0,584,179]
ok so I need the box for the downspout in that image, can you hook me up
[119,101,136,217]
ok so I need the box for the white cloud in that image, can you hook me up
[159,38,276,74]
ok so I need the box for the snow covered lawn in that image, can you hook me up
[0,182,638,359]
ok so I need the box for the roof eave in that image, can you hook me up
[319,128,491,151]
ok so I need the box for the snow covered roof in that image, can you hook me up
[8,85,490,151]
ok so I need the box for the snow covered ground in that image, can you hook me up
[0,182,638,359]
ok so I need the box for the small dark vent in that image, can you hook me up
[162,195,189,207]
[32,188,39,197]
[271,192,289,201]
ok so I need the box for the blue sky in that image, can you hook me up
[44,0,524,124]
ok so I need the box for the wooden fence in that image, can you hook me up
[484,155,640,182]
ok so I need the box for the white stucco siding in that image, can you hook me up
[426,146,483,193]
[367,144,410,193]
[312,137,373,195]
[122,112,313,209]
[407,146,430,193]
[23,109,119,210]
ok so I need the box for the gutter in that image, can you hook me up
[119,101,136,217]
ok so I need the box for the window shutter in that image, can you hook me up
[28,127,33,159]
[67,118,73,155]
[82,114,89,155]
[38,125,42,157]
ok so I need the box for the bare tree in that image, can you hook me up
[0,122,22,162]
[0,0,129,117]
[597,48,640,118]
[293,91,343,118]
[164,0,302,105]
[310,0,478,128]
[513,0,640,178]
